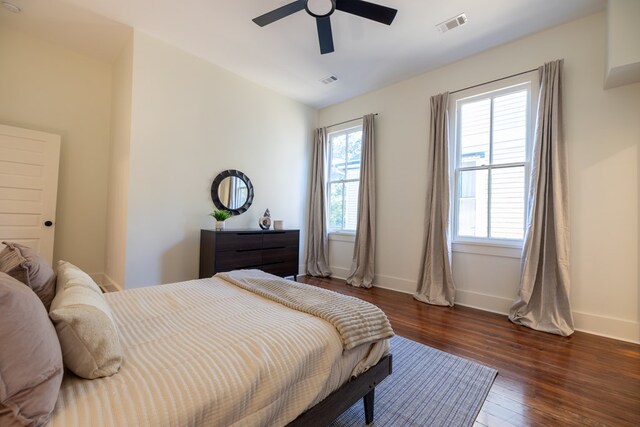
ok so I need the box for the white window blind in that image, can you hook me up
[454,84,531,243]
[327,126,362,232]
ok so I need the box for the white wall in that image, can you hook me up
[104,37,133,289]
[318,13,640,343]
[605,0,640,88]
[0,27,112,276]
[123,31,315,288]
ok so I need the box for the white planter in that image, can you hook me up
[216,220,225,231]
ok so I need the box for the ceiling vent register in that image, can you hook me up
[320,75,339,84]
[437,13,468,33]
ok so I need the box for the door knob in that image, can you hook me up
[44,221,53,227]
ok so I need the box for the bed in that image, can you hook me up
[48,270,393,426]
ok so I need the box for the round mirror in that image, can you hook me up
[211,170,254,215]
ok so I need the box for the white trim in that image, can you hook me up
[455,289,513,314]
[328,265,350,280]
[449,72,538,249]
[323,270,640,344]
[328,231,356,242]
[95,273,123,292]
[572,311,640,344]
[452,242,522,258]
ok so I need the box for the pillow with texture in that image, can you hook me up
[49,261,122,379]
[0,242,56,311]
[0,272,64,427]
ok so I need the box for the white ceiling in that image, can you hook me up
[1,0,605,108]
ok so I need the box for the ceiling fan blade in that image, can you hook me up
[335,0,398,25]
[316,16,335,54]
[253,0,306,27]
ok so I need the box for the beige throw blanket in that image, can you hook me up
[217,270,394,350]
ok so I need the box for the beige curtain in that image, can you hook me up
[347,114,376,288]
[509,59,574,336]
[414,93,455,306]
[305,128,332,277]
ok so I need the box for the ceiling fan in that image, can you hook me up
[252,0,398,55]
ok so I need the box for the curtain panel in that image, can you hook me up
[509,59,574,336]
[347,114,376,288]
[305,128,332,277]
[414,92,456,307]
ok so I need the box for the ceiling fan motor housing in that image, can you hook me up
[305,0,337,18]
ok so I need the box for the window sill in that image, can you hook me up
[328,231,356,243]
[452,241,522,259]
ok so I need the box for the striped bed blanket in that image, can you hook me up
[49,274,391,426]
[217,270,394,350]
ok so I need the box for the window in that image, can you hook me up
[453,82,532,245]
[327,126,362,232]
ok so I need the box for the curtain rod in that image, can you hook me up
[449,68,538,95]
[326,113,378,129]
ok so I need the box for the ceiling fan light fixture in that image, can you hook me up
[252,0,398,55]
[305,0,336,18]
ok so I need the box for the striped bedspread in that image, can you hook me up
[49,277,389,427]
[218,270,394,350]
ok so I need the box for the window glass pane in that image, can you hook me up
[344,181,359,231]
[346,130,362,180]
[328,182,344,230]
[458,169,488,238]
[490,166,525,239]
[460,99,490,168]
[493,90,527,165]
[329,134,346,180]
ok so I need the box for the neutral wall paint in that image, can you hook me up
[0,27,112,275]
[605,0,640,88]
[104,36,133,290]
[123,31,315,288]
[318,13,640,343]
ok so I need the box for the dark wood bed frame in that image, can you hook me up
[287,354,392,426]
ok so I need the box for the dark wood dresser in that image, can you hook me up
[199,229,300,280]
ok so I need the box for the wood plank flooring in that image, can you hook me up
[298,276,640,427]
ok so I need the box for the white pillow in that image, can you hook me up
[49,261,123,379]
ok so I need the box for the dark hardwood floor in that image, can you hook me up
[299,276,640,427]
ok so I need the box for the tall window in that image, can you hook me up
[453,83,532,243]
[328,126,362,232]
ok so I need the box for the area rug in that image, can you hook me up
[330,335,497,427]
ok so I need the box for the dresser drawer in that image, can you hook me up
[200,229,300,279]
[262,231,299,249]
[262,246,298,265]
[216,232,262,252]
[215,251,262,272]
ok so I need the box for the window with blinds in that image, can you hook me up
[453,83,531,243]
[327,126,362,232]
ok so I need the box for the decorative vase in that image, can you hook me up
[216,220,225,231]
[259,209,272,230]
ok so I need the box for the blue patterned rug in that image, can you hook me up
[331,336,497,427]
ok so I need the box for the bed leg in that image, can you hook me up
[363,388,375,424]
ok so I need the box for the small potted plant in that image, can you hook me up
[209,210,232,231]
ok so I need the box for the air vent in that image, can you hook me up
[320,75,339,85]
[436,13,467,33]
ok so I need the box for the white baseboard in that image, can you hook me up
[328,265,640,344]
[90,272,123,292]
[455,289,513,315]
[572,311,639,344]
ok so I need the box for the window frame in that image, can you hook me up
[449,72,538,254]
[326,123,363,235]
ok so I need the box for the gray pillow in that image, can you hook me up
[0,242,56,311]
[49,261,123,379]
[0,272,64,426]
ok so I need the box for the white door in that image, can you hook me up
[0,124,61,263]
